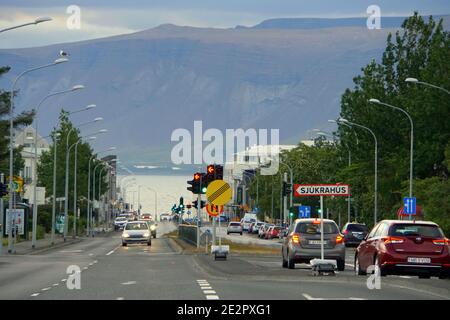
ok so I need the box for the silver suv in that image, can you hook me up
[281,219,345,270]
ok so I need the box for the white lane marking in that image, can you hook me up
[83,267,88,270]
[41,287,51,291]
[206,295,219,300]
[302,293,320,300]
[89,253,94,256]
[89,263,94,266]
[93,260,98,264]
[106,250,115,256]
[121,281,137,285]
[303,293,365,300]
[203,290,216,294]
[30,293,40,297]
[399,276,412,279]
[59,250,83,253]
[52,283,59,287]
[117,297,125,300]
[61,279,67,282]
[346,263,355,268]
[197,279,207,282]
[199,282,210,286]
[200,286,212,290]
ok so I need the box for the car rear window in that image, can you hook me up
[347,224,369,232]
[296,222,338,234]
[230,222,241,226]
[390,224,443,237]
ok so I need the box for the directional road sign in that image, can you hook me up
[294,184,350,197]
[403,197,416,215]
[298,205,311,218]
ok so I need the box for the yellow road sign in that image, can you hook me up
[206,180,232,206]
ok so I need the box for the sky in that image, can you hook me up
[0,0,449,48]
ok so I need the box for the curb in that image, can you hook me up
[25,238,83,255]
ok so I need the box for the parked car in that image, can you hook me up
[282,218,345,270]
[266,226,281,239]
[242,213,257,232]
[259,223,274,238]
[160,213,171,221]
[253,221,265,234]
[355,220,450,278]
[342,223,369,247]
[121,221,152,246]
[227,222,243,235]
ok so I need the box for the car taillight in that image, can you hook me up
[343,230,348,235]
[292,234,300,244]
[384,236,404,244]
[433,238,450,246]
[336,235,344,244]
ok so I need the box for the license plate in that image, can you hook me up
[407,257,431,264]
[309,240,326,245]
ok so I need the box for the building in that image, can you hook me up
[14,126,50,203]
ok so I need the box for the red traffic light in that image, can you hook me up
[207,165,215,174]
[194,173,201,180]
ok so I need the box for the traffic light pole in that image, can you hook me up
[283,172,288,224]
[197,192,201,249]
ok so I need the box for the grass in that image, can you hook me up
[167,230,280,256]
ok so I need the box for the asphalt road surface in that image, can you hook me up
[0,222,449,300]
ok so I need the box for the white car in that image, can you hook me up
[227,222,243,235]
[114,217,128,230]
[122,221,152,246]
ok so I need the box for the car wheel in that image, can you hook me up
[337,259,345,271]
[355,255,366,275]
[227,232,229,235]
[240,232,242,235]
[153,234,156,239]
[287,251,295,269]
[122,242,127,247]
[147,241,152,246]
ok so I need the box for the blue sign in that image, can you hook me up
[403,197,416,215]
[298,206,311,218]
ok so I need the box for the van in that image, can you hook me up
[241,213,257,231]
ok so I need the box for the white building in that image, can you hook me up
[14,126,50,203]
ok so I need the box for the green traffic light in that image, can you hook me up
[202,187,207,193]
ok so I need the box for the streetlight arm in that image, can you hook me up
[416,81,450,95]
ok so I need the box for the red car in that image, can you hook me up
[355,220,450,279]
[265,226,281,239]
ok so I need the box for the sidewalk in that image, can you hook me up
[1,234,82,255]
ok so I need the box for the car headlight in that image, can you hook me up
[122,233,130,238]
[150,225,156,231]
[143,233,150,238]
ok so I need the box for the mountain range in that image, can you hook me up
[1,16,448,168]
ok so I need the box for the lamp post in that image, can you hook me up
[87,147,115,236]
[369,98,414,205]
[405,78,450,95]
[7,57,68,253]
[146,187,158,221]
[338,118,378,226]
[31,84,84,248]
[0,17,52,33]
[64,117,102,241]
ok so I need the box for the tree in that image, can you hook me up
[37,110,109,229]
[0,66,35,176]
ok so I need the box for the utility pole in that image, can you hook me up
[0,173,4,255]
[283,172,288,224]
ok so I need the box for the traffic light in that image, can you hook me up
[187,172,201,194]
[0,182,8,198]
[192,200,206,209]
[289,206,295,218]
[282,182,292,196]
[215,165,223,180]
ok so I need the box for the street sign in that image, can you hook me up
[294,184,350,197]
[403,197,416,215]
[206,180,232,206]
[298,205,311,218]
[5,209,25,235]
[7,176,23,193]
[206,204,223,217]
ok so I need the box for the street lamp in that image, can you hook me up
[7,57,68,253]
[87,146,116,236]
[31,84,84,248]
[63,117,102,241]
[369,98,414,205]
[405,78,450,95]
[0,17,52,33]
[338,118,378,226]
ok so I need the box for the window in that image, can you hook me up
[367,224,381,239]
[296,222,339,234]
[389,224,443,237]
[374,223,389,237]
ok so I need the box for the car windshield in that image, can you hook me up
[390,224,443,237]
[125,223,148,230]
[346,224,368,232]
[296,222,338,234]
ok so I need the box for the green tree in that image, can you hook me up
[0,66,35,176]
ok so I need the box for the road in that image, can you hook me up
[0,222,448,300]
